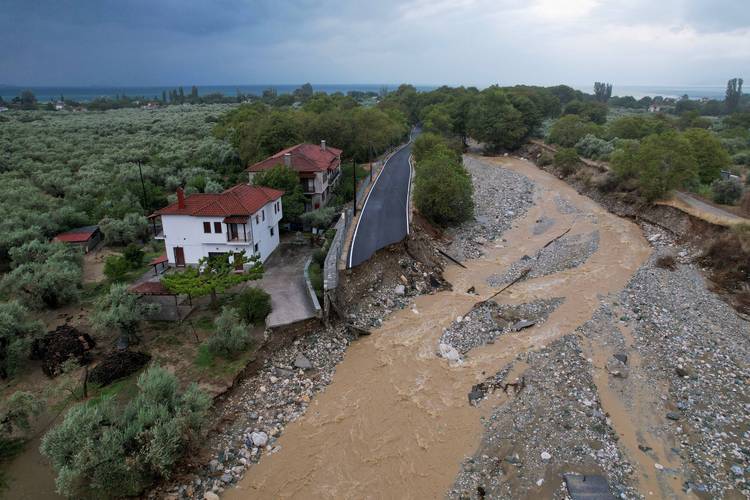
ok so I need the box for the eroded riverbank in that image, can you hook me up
[222,155,656,499]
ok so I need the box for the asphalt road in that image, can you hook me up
[348,140,413,268]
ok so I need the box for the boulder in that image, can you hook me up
[294,354,313,371]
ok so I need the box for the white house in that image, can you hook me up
[149,184,283,267]
[247,140,342,212]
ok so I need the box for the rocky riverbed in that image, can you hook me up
[446,155,535,261]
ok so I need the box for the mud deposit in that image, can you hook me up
[222,155,662,499]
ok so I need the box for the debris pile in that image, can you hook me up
[30,324,96,377]
[88,350,151,386]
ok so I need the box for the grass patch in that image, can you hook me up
[193,345,254,378]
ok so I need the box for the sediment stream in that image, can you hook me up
[224,155,659,499]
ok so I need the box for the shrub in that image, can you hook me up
[575,134,614,160]
[711,178,743,205]
[537,151,553,166]
[683,128,732,184]
[204,307,252,358]
[234,287,272,325]
[91,283,159,346]
[554,148,581,176]
[300,206,336,230]
[103,255,130,282]
[41,366,210,498]
[308,262,323,302]
[547,115,601,147]
[122,243,144,267]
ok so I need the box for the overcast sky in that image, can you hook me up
[2,0,748,87]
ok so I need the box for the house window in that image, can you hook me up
[214,222,222,233]
[255,214,260,224]
[254,243,259,253]
[203,222,211,233]
[270,226,274,237]
[262,209,265,222]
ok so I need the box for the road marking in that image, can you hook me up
[348,137,413,268]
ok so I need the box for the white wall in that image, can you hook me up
[160,197,283,266]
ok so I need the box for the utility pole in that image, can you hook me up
[136,159,148,213]
[352,159,357,216]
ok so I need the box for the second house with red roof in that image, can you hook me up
[149,184,284,267]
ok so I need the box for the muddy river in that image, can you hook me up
[221,156,676,499]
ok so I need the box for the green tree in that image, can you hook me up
[725,77,744,113]
[682,128,731,184]
[607,115,667,140]
[252,165,306,222]
[99,213,149,246]
[19,89,37,110]
[161,253,262,306]
[593,82,613,103]
[41,366,210,499]
[562,100,608,124]
[1,240,82,309]
[204,307,252,358]
[413,139,474,226]
[91,283,159,346]
[611,131,698,201]
[0,301,44,379]
[548,115,601,147]
[468,88,529,150]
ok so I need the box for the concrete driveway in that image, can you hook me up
[244,242,318,328]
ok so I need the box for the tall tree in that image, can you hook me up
[593,82,613,103]
[252,165,307,222]
[19,89,37,110]
[725,77,744,113]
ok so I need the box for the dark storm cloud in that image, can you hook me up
[0,0,748,86]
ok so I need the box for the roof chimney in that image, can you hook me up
[320,140,326,151]
[284,152,292,167]
[176,187,186,209]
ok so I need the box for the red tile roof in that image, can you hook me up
[152,184,283,217]
[53,226,99,243]
[247,143,342,174]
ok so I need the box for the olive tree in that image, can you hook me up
[41,366,210,498]
[91,283,159,347]
[0,301,44,378]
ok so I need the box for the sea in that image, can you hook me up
[0,83,728,103]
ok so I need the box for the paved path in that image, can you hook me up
[348,141,413,267]
[239,243,317,327]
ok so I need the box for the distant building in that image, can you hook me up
[648,104,662,113]
[141,102,160,110]
[0,106,8,112]
[54,101,65,111]
[53,226,101,253]
[149,184,284,267]
[247,141,342,212]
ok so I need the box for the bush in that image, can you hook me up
[0,301,44,379]
[575,134,614,160]
[538,151,554,166]
[300,206,336,229]
[554,148,581,176]
[683,128,732,184]
[122,243,144,267]
[103,255,130,282]
[204,307,252,358]
[547,115,601,147]
[711,178,743,205]
[41,366,210,498]
[234,287,272,325]
[731,151,750,166]
[308,262,323,302]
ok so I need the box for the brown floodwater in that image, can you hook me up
[223,155,660,499]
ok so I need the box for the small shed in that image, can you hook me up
[53,225,101,253]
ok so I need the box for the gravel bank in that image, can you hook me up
[446,156,534,261]
[616,251,750,497]
[487,230,600,287]
[439,298,563,355]
[449,334,639,500]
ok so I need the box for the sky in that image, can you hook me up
[2,0,749,87]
